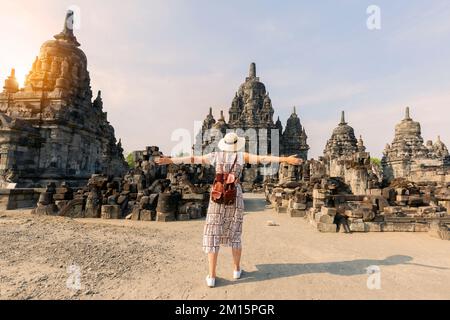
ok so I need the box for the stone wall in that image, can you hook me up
[0,188,42,210]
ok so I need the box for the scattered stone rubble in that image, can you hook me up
[32,147,210,222]
[267,173,450,236]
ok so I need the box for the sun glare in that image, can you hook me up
[13,67,28,88]
[0,65,28,89]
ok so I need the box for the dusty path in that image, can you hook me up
[0,194,449,300]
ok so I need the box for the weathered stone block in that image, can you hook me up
[393,223,415,232]
[131,208,140,221]
[396,195,409,203]
[321,207,337,217]
[384,206,403,215]
[177,213,190,221]
[56,187,72,194]
[16,194,25,201]
[63,203,84,218]
[313,200,325,209]
[350,222,368,232]
[288,208,306,218]
[284,188,295,195]
[85,206,101,218]
[418,207,437,215]
[53,193,73,201]
[140,210,152,221]
[313,189,326,200]
[293,202,307,210]
[273,188,284,195]
[101,205,121,219]
[367,189,382,196]
[55,200,69,212]
[156,212,176,222]
[366,222,382,232]
[182,193,205,201]
[414,223,429,232]
[314,212,325,223]
[319,214,335,224]
[317,223,337,233]
[275,204,287,214]
[117,195,128,205]
[179,202,203,219]
[32,204,58,216]
[345,210,363,219]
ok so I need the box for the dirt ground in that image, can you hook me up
[0,193,449,300]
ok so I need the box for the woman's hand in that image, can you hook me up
[285,155,302,166]
[155,156,173,166]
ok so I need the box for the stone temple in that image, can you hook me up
[382,107,450,184]
[0,12,127,188]
[322,111,378,195]
[195,63,309,191]
[196,63,309,159]
[324,111,366,176]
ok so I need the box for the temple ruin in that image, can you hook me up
[382,107,450,184]
[196,63,309,191]
[266,108,450,239]
[197,63,309,159]
[0,11,127,189]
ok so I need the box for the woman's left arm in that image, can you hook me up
[244,153,303,166]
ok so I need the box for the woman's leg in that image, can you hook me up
[232,248,242,272]
[208,252,219,278]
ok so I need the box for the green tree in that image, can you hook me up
[176,151,190,158]
[371,157,381,168]
[126,153,134,169]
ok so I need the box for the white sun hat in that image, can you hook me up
[218,132,246,152]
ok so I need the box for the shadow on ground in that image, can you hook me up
[216,255,449,287]
[243,197,268,213]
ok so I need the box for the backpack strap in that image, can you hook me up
[229,154,238,174]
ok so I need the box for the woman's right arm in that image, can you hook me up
[155,154,212,166]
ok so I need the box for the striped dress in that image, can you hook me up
[202,151,245,254]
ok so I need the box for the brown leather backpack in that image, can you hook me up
[211,155,238,206]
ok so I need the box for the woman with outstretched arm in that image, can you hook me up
[156,133,302,288]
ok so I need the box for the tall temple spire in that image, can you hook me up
[54,10,80,47]
[93,90,103,109]
[249,62,256,78]
[3,68,19,93]
[340,111,347,125]
[404,106,411,120]
[209,107,213,116]
[293,106,297,115]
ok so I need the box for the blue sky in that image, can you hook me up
[1,0,449,158]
